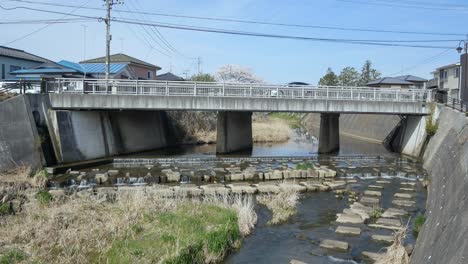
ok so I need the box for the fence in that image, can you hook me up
[46,78,432,103]
[435,94,468,114]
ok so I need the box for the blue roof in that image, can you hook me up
[58,60,127,73]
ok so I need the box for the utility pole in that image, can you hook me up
[197,57,202,74]
[81,24,87,62]
[104,0,123,90]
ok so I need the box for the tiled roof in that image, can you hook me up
[0,46,50,63]
[157,72,185,81]
[367,77,414,86]
[395,75,427,82]
[80,53,161,70]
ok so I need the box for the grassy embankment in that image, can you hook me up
[252,113,303,143]
[256,188,299,225]
[0,168,257,264]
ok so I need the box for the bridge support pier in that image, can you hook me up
[216,111,252,154]
[318,113,340,154]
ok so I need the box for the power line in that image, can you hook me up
[0,18,93,24]
[336,0,468,12]
[389,48,453,76]
[0,4,460,49]
[371,0,468,9]
[1,0,93,46]
[4,0,466,36]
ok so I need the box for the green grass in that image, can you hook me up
[0,202,13,216]
[0,249,26,264]
[268,113,303,129]
[102,203,240,264]
[413,214,426,237]
[296,162,314,170]
[369,206,384,220]
[35,190,53,205]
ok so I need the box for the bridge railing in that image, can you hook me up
[46,79,432,103]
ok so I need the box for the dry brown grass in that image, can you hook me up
[193,130,217,144]
[257,188,299,224]
[252,119,292,143]
[376,228,410,264]
[0,188,257,263]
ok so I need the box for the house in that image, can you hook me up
[0,46,51,80]
[366,75,427,89]
[80,53,161,80]
[427,63,461,100]
[157,72,185,81]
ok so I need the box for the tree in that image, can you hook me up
[215,64,263,83]
[318,68,339,86]
[191,73,216,82]
[359,60,381,86]
[338,67,360,86]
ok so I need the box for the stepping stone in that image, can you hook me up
[400,187,415,192]
[372,234,394,243]
[300,182,330,192]
[227,184,257,194]
[376,218,402,227]
[279,183,307,193]
[360,196,380,205]
[343,208,369,221]
[336,213,365,224]
[324,181,346,189]
[392,199,416,207]
[362,251,385,262]
[394,193,413,199]
[346,179,358,184]
[256,183,280,194]
[401,182,416,187]
[290,260,307,264]
[336,226,361,235]
[382,208,407,218]
[200,184,231,195]
[376,180,391,184]
[364,190,382,197]
[320,239,349,251]
[368,185,384,189]
[173,186,203,196]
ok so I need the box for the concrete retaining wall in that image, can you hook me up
[0,96,44,172]
[411,107,468,264]
[48,110,171,163]
[216,111,252,153]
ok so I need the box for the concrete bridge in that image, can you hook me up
[44,79,432,156]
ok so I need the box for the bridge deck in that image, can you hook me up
[46,79,431,115]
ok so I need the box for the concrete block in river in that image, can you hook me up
[372,234,394,243]
[368,185,384,189]
[324,181,346,189]
[362,251,386,262]
[165,171,181,182]
[95,173,109,184]
[336,213,365,224]
[400,187,415,192]
[364,190,382,197]
[230,173,244,181]
[200,184,231,195]
[271,170,283,180]
[256,183,280,194]
[108,170,119,176]
[401,182,417,187]
[382,208,407,218]
[227,183,257,194]
[173,186,203,196]
[376,180,391,184]
[394,193,413,199]
[343,208,369,222]
[376,217,402,227]
[360,196,380,205]
[300,181,330,192]
[319,239,349,251]
[392,199,415,207]
[244,172,255,181]
[279,183,307,193]
[335,226,361,235]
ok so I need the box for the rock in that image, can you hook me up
[392,199,415,207]
[368,185,384,189]
[362,251,386,262]
[230,173,244,181]
[372,234,394,243]
[394,193,413,199]
[319,239,348,251]
[336,213,365,224]
[95,173,109,184]
[335,226,361,235]
[364,190,382,197]
[382,208,407,218]
[376,217,402,227]
[405,244,414,255]
[360,196,380,205]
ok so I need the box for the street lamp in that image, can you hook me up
[456,40,467,54]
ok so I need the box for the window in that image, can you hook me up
[442,70,448,79]
[147,71,152,80]
[1,64,4,79]
[455,68,460,78]
[9,65,21,73]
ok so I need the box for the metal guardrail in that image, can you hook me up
[435,94,468,114]
[46,78,432,103]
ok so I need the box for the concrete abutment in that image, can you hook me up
[216,111,253,154]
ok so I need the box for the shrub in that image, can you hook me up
[0,249,26,264]
[413,214,426,237]
[296,162,314,170]
[0,202,13,216]
[35,190,53,205]
[425,104,438,137]
[370,206,384,220]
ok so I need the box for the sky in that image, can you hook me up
[1,0,468,84]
